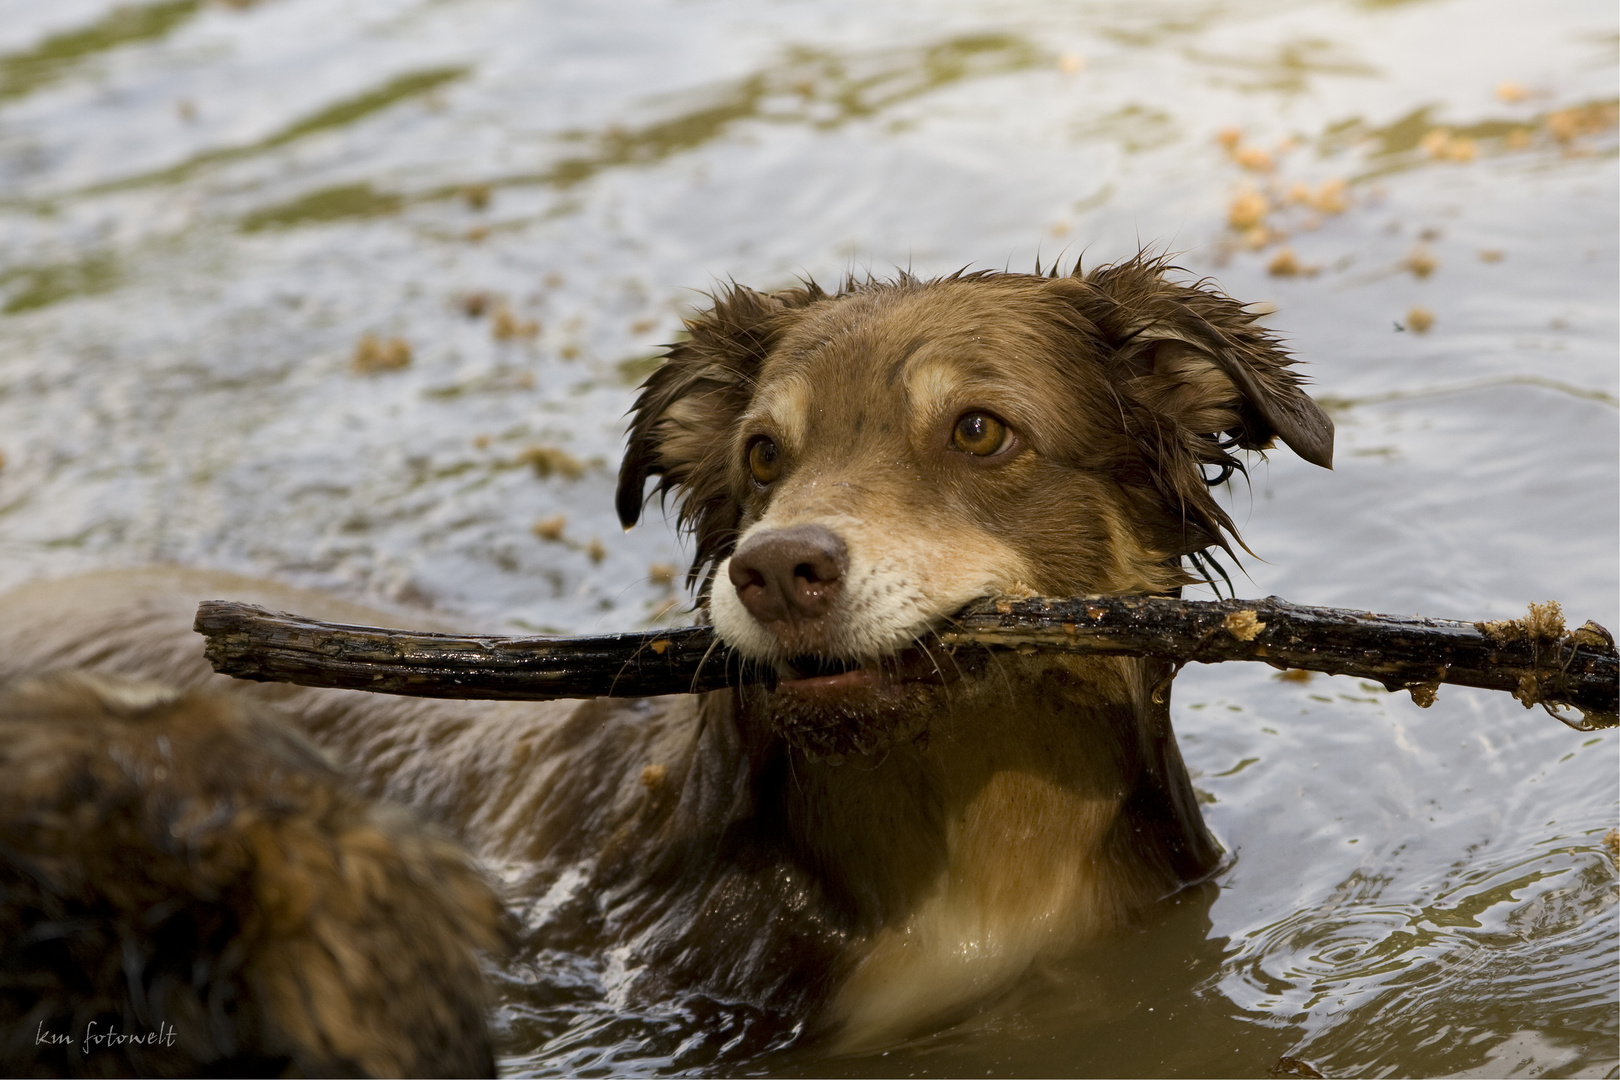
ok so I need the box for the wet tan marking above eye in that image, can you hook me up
[906,358,971,432]
[758,376,811,451]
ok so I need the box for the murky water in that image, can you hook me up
[0,0,1615,1075]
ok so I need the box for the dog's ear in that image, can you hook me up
[616,282,820,585]
[1042,256,1333,562]
[1061,257,1334,469]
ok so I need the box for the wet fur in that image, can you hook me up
[0,667,506,1078]
[0,256,1332,1064]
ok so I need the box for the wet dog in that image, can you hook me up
[0,256,1332,1066]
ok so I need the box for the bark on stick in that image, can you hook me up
[194,595,1617,729]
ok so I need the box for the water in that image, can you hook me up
[0,0,1614,1075]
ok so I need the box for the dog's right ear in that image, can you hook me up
[616,282,820,585]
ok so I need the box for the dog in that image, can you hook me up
[0,668,507,1078]
[0,255,1332,1068]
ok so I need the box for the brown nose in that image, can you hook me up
[728,525,847,625]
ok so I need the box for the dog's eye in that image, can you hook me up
[747,436,782,485]
[950,412,1008,456]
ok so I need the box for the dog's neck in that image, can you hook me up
[723,652,1215,1046]
[736,655,1166,923]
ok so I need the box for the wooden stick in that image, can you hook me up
[194,595,1618,729]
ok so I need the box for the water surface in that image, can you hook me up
[0,0,1614,1075]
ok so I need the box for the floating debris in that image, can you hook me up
[532,514,567,541]
[492,305,539,341]
[1546,109,1580,141]
[648,562,678,588]
[1479,249,1504,263]
[1406,306,1435,333]
[1057,52,1084,74]
[1242,226,1273,250]
[351,333,412,373]
[458,291,496,318]
[1420,127,1477,161]
[1234,144,1275,172]
[1403,245,1439,278]
[1229,188,1269,230]
[518,446,585,480]
[1267,247,1311,277]
[461,183,491,210]
[1310,178,1348,214]
[1545,102,1617,143]
[1495,80,1530,103]
[586,537,607,564]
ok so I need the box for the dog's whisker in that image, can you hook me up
[688,633,730,696]
[912,634,961,687]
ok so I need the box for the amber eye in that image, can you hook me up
[747,436,782,485]
[950,411,1008,456]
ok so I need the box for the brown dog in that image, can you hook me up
[612,255,1333,1044]
[0,256,1332,1063]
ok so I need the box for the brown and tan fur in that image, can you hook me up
[0,667,506,1078]
[0,256,1332,1065]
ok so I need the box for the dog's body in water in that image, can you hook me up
[0,257,1332,1071]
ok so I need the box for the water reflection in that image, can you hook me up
[0,0,201,104]
[772,887,1303,1079]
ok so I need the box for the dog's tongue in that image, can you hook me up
[776,649,947,695]
[778,665,882,693]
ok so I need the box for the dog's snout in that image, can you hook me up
[729,525,847,624]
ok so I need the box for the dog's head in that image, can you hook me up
[617,257,1331,746]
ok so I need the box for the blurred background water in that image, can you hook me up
[0,0,1614,1075]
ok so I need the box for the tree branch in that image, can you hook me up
[194,595,1617,729]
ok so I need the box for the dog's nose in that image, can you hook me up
[728,525,847,624]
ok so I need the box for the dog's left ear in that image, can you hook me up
[616,282,821,585]
[1058,259,1334,469]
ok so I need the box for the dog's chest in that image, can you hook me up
[823,768,1120,1049]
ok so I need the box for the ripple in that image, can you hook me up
[1220,836,1618,1076]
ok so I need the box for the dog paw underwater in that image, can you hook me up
[0,255,1333,1073]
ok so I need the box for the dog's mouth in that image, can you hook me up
[774,646,954,697]
[757,645,958,761]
